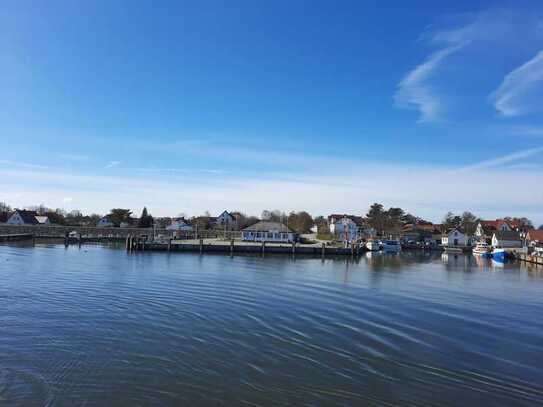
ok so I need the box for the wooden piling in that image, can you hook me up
[292,242,296,255]
[126,235,130,251]
[230,239,234,255]
[199,238,203,254]
[321,243,325,257]
[262,241,266,255]
[167,239,172,252]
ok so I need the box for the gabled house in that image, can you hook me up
[491,231,522,248]
[526,230,543,247]
[442,228,469,247]
[242,221,297,243]
[166,217,193,231]
[328,214,363,242]
[215,210,237,229]
[475,219,515,240]
[6,210,40,225]
[97,216,115,228]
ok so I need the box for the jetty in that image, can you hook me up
[125,236,367,257]
[518,253,543,266]
[0,233,33,243]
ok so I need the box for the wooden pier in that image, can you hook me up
[518,253,543,266]
[125,236,367,257]
[0,233,34,243]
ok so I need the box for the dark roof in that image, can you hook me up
[493,230,521,241]
[14,210,39,224]
[242,221,294,233]
[218,210,236,220]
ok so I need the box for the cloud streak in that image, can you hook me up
[492,49,543,117]
[459,146,543,171]
[394,43,464,122]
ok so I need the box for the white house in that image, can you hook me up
[215,210,237,229]
[6,210,39,225]
[526,230,543,247]
[328,214,362,242]
[442,228,468,247]
[474,219,514,239]
[242,221,297,243]
[97,216,115,227]
[491,231,522,248]
[166,217,193,231]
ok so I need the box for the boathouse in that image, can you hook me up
[442,228,469,247]
[491,231,522,248]
[242,221,297,243]
[6,210,40,225]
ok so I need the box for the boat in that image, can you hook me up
[491,248,508,262]
[472,241,492,257]
[382,239,401,252]
[365,240,380,251]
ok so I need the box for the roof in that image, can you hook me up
[527,230,543,242]
[443,227,466,236]
[479,219,518,231]
[242,220,294,233]
[218,210,236,220]
[492,230,521,241]
[14,210,39,224]
[35,216,49,224]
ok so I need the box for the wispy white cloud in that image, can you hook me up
[0,159,49,169]
[105,160,120,169]
[394,43,465,123]
[459,146,543,171]
[492,49,543,116]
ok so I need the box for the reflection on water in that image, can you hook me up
[1,243,543,406]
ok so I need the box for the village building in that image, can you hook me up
[6,210,40,225]
[491,231,522,248]
[442,228,469,247]
[97,216,115,228]
[328,214,363,242]
[215,210,237,230]
[402,223,442,243]
[474,219,519,240]
[166,217,193,231]
[526,230,543,247]
[241,221,297,243]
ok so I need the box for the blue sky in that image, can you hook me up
[1,0,542,224]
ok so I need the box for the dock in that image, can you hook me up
[125,236,367,257]
[0,233,34,243]
[518,253,543,266]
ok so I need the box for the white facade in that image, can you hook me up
[97,217,114,227]
[242,221,296,243]
[442,229,468,246]
[330,217,360,242]
[215,211,236,229]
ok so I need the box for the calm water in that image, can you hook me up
[1,243,543,406]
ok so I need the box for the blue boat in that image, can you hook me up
[492,248,507,262]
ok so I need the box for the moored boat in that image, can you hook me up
[491,248,508,262]
[382,239,401,252]
[472,241,491,257]
[365,240,380,251]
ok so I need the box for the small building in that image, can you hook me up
[491,231,522,248]
[442,228,468,247]
[97,216,115,228]
[328,214,363,242]
[526,230,543,247]
[6,210,40,225]
[166,217,193,231]
[215,210,237,229]
[242,221,297,243]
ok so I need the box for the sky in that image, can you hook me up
[1,0,542,224]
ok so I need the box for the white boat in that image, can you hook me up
[382,239,401,252]
[472,241,491,257]
[365,240,380,251]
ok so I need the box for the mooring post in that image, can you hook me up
[351,243,354,256]
[199,238,203,254]
[262,241,266,255]
[167,238,171,252]
[230,239,234,255]
[292,241,296,255]
[356,243,360,256]
[142,238,145,252]
[321,242,325,257]
[125,235,130,251]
